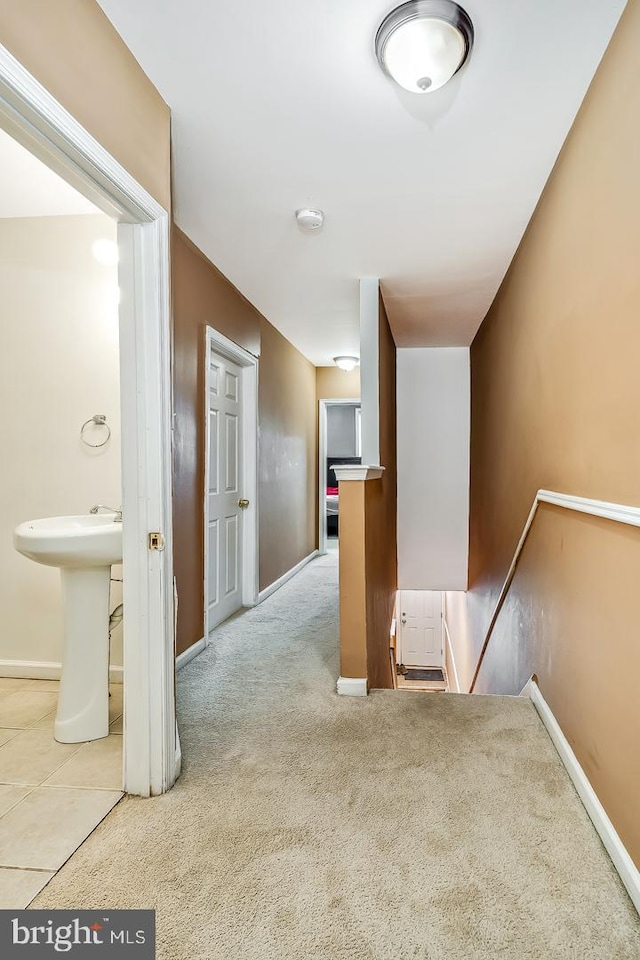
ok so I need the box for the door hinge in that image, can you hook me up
[148,532,165,551]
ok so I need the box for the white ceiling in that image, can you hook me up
[97,0,626,364]
[0,127,99,218]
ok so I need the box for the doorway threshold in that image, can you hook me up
[396,667,449,693]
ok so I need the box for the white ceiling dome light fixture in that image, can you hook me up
[333,356,360,372]
[375,0,474,94]
[295,208,325,230]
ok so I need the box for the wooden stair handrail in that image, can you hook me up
[469,490,640,692]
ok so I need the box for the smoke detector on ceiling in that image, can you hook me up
[295,208,324,230]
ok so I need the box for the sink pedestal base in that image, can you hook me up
[55,566,111,743]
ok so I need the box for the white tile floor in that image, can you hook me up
[0,678,123,908]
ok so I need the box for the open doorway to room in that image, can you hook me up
[0,43,175,847]
[0,126,127,901]
[318,400,361,555]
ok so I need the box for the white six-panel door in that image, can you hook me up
[206,347,244,633]
[398,590,444,668]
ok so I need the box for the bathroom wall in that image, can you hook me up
[0,213,122,671]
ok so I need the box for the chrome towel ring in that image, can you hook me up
[81,414,111,448]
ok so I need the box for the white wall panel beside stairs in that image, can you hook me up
[397,348,470,591]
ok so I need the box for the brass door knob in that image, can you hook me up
[238,498,250,508]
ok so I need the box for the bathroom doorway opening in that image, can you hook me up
[0,137,125,766]
[0,48,175,798]
[318,399,361,555]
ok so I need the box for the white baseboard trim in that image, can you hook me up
[442,616,461,693]
[0,659,123,683]
[258,550,318,603]
[528,680,640,913]
[337,676,368,697]
[176,637,206,671]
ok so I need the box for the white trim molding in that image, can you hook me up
[258,550,318,604]
[0,659,123,683]
[0,43,176,796]
[442,616,461,693]
[176,638,207,672]
[333,465,385,481]
[337,676,368,697]
[470,490,640,691]
[526,680,640,914]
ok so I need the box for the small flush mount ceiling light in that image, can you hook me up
[375,0,474,94]
[334,356,360,372]
[295,208,325,230]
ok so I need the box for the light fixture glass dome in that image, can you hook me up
[334,356,360,372]
[376,0,474,94]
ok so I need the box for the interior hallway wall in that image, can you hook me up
[461,0,640,866]
[326,406,359,458]
[171,228,316,654]
[0,0,171,211]
[364,295,397,689]
[315,367,360,403]
[397,348,470,591]
[0,214,122,668]
[258,321,316,592]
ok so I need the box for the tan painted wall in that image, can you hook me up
[172,228,316,653]
[316,367,361,402]
[0,0,171,210]
[338,482,368,679]
[258,320,316,592]
[464,0,640,865]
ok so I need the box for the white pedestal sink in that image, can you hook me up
[13,515,122,743]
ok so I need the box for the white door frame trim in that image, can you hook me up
[204,326,259,638]
[0,44,175,796]
[318,398,361,556]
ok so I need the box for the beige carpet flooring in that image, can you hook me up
[34,552,640,958]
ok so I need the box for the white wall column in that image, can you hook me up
[397,347,470,590]
[359,278,381,467]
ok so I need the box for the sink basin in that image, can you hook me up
[13,514,123,743]
[14,514,122,568]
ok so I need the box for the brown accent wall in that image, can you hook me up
[0,0,171,210]
[365,297,397,689]
[465,0,640,864]
[172,228,261,655]
[172,228,316,654]
[316,366,361,402]
[258,320,316,592]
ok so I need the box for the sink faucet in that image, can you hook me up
[90,504,123,522]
